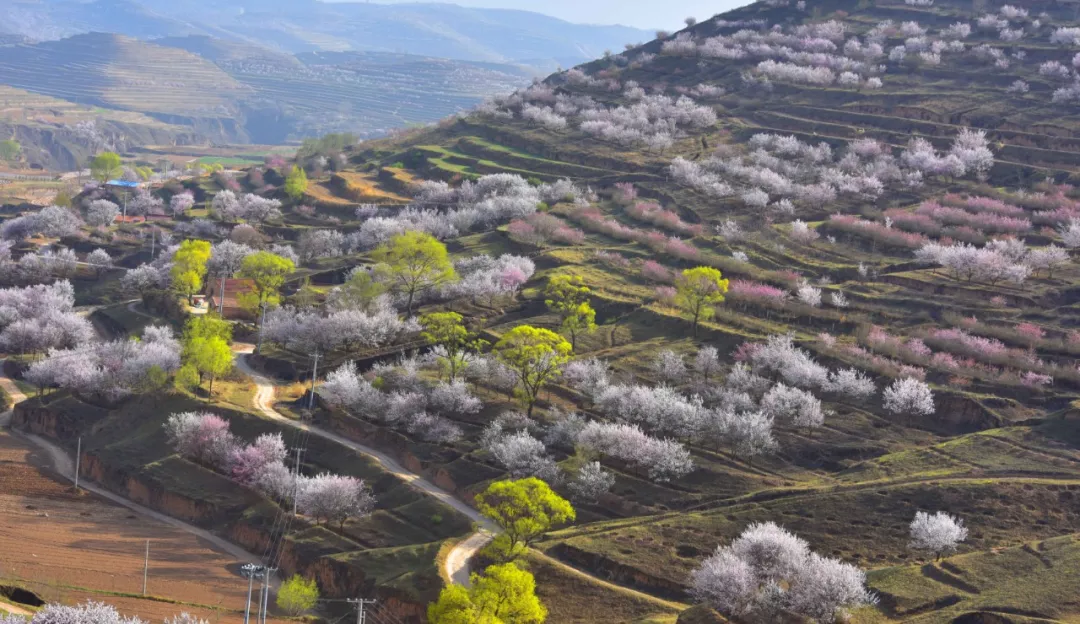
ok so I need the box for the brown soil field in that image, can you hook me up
[0,430,269,624]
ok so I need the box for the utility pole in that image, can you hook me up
[259,566,276,624]
[292,447,302,516]
[150,229,155,259]
[242,564,265,624]
[307,351,320,409]
[142,539,149,595]
[347,598,376,624]
[219,274,227,316]
[73,437,81,492]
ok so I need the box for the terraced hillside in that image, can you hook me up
[228,50,531,140]
[0,85,201,170]
[0,33,247,116]
[305,0,1080,621]
[11,0,1080,622]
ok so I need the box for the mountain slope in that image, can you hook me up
[314,0,1080,621]
[0,32,247,116]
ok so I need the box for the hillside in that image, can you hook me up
[8,0,1080,622]
[0,85,201,170]
[296,0,1080,620]
[0,33,247,116]
[0,31,537,154]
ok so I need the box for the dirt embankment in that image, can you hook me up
[11,402,430,624]
[546,543,689,602]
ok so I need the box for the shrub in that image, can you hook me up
[277,575,319,615]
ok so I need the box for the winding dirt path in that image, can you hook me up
[232,346,495,586]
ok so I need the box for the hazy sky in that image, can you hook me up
[364,1,744,30]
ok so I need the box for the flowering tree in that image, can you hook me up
[485,430,559,481]
[164,412,237,467]
[690,522,875,622]
[576,421,694,482]
[909,511,967,560]
[568,461,615,502]
[761,383,824,434]
[230,432,287,486]
[85,199,120,227]
[297,473,375,530]
[170,191,195,216]
[652,350,688,385]
[883,377,935,417]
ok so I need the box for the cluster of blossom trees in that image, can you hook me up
[439,253,535,306]
[690,522,876,623]
[0,280,93,355]
[25,325,181,401]
[211,190,282,223]
[335,174,589,251]
[318,359,478,443]
[479,82,716,150]
[914,238,1068,285]
[669,133,949,214]
[263,298,418,357]
[165,411,374,528]
[507,213,586,247]
[2,205,83,241]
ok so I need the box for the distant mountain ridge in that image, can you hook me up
[0,0,653,70]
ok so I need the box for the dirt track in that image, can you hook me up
[233,347,496,587]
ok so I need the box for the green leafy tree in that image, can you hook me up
[170,240,211,304]
[137,365,170,403]
[428,564,546,624]
[332,269,386,311]
[276,575,319,616]
[420,311,487,381]
[372,231,457,315]
[90,152,123,183]
[0,139,20,162]
[494,326,571,416]
[53,189,72,208]
[180,314,234,398]
[175,363,200,392]
[237,251,295,350]
[285,165,308,200]
[674,266,729,337]
[188,336,233,398]
[476,478,575,562]
[182,314,233,349]
[544,274,596,350]
[238,251,295,312]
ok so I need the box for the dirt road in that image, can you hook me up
[232,346,495,586]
